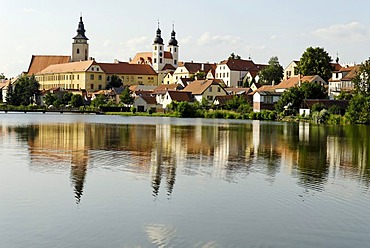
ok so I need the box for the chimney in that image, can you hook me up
[114,59,119,63]
[201,63,204,71]
[272,80,275,86]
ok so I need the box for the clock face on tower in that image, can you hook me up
[154,52,157,56]
[159,52,163,57]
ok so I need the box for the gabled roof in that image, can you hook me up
[275,75,319,89]
[140,95,157,104]
[342,66,359,81]
[130,51,173,65]
[167,91,193,102]
[153,83,181,93]
[38,60,95,74]
[183,79,225,95]
[99,62,157,75]
[162,64,176,70]
[219,59,258,72]
[331,63,342,71]
[179,62,217,74]
[27,55,71,75]
[225,87,251,95]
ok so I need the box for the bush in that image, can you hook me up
[130,106,136,114]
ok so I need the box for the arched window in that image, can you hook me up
[77,48,80,54]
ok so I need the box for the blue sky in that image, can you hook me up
[1,0,370,77]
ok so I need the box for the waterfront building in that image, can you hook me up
[183,79,227,103]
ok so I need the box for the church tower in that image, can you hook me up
[152,22,165,72]
[168,24,179,67]
[72,15,89,62]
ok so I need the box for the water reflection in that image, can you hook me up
[3,119,370,203]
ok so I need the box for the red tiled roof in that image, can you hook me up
[168,91,193,102]
[27,55,71,75]
[141,95,157,104]
[153,84,181,93]
[99,62,157,75]
[220,59,258,72]
[162,64,176,70]
[183,79,225,95]
[38,60,96,74]
[181,62,217,74]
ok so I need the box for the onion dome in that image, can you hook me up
[168,28,178,46]
[73,16,89,40]
[153,27,164,45]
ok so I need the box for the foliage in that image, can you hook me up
[328,105,341,115]
[91,94,107,107]
[299,82,327,99]
[6,75,39,106]
[311,109,330,124]
[275,87,303,114]
[249,110,277,120]
[43,92,57,106]
[0,73,5,80]
[130,106,136,114]
[258,56,284,85]
[275,82,328,115]
[353,58,370,95]
[191,72,206,80]
[345,94,370,124]
[311,103,326,112]
[120,87,134,105]
[106,75,123,89]
[69,94,84,107]
[335,91,352,100]
[298,47,332,81]
[228,53,241,60]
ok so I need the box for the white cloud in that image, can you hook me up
[180,35,192,45]
[22,8,36,13]
[314,22,369,42]
[197,32,242,46]
[125,36,150,53]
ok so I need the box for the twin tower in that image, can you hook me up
[71,16,179,72]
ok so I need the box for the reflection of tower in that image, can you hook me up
[252,120,260,152]
[70,149,89,204]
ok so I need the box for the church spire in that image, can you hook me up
[73,15,89,40]
[153,20,164,45]
[168,23,178,46]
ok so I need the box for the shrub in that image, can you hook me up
[130,106,136,114]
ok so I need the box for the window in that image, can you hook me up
[90,74,94,80]
[77,48,80,54]
[91,67,94,71]
[207,96,213,101]
[91,84,94,89]
[98,84,102,90]
[265,96,273,104]
[160,46,163,50]
[227,73,229,77]
[77,75,80,80]
[130,76,134,82]
[77,84,79,89]
[169,48,172,52]
[155,46,157,50]
[97,67,99,71]
[174,60,177,65]
[98,75,102,80]
[107,76,110,81]
[218,87,221,92]
[160,58,163,63]
[174,47,177,52]
[209,87,212,92]
[223,73,225,77]
[154,58,157,63]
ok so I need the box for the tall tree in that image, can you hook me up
[106,75,123,89]
[258,56,284,85]
[352,58,370,95]
[69,94,84,107]
[298,47,332,81]
[6,75,39,106]
[120,87,134,105]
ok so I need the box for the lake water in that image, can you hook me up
[1,113,370,248]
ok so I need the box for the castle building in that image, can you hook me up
[130,23,179,84]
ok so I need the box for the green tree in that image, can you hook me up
[120,87,134,105]
[298,47,332,81]
[299,81,327,99]
[6,75,39,106]
[69,94,84,107]
[62,92,73,105]
[345,94,370,124]
[353,58,370,95]
[258,56,284,85]
[43,92,57,106]
[91,94,107,107]
[228,53,241,60]
[106,75,123,89]
[275,87,303,114]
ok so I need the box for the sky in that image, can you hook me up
[1,0,370,78]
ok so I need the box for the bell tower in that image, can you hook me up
[72,15,89,62]
[152,21,165,72]
[168,23,179,68]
